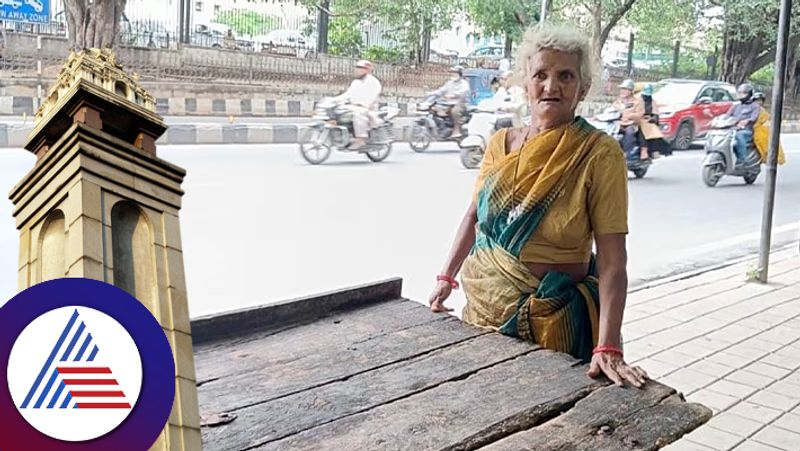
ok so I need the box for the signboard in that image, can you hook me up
[0,0,50,24]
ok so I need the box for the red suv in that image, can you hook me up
[652,79,737,150]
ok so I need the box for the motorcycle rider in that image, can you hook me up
[721,83,761,168]
[332,59,382,150]
[613,78,646,160]
[431,65,471,138]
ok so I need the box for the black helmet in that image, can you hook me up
[737,83,754,102]
[753,92,766,101]
[450,65,464,77]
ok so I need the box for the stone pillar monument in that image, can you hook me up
[8,49,201,450]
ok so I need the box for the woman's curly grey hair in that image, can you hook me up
[513,23,594,92]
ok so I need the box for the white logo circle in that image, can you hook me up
[7,306,143,442]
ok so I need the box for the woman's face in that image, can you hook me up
[525,49,585,129]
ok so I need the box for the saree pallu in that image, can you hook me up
[462,117,612,360]
[754,109,786,165]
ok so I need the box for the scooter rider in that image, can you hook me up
[431,65,471,138]
[722,83,760,168]
[332,59,382,150]
[613,79,646,160]
[490,71,526,126]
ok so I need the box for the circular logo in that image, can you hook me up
[8,307,143,441]
[0,279,175,451]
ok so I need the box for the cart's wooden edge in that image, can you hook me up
[190,278,404,345]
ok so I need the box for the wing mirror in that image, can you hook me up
[697,96,713,105]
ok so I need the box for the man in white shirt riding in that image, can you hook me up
[333,60,382,149]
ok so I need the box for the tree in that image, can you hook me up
[624,0,699,48]
[552,0,640,60]
[552,0,637,61]
[63,0,128,50]
[714,0,800,85]
[214,9,280,37]
[328,17,363,57]
[466,0,540,58]
[299,0,459,64]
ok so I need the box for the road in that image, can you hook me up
[2,137,800,318]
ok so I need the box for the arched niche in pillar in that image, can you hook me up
[111,201,157,311]
[39,209,67,282]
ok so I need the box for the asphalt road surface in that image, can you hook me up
[2,137,799,318]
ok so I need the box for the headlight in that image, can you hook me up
[660,111,675,118]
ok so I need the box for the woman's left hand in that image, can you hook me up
[587,352,648,388]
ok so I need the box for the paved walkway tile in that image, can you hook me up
[626,250,800,450]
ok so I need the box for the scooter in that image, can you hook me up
[299,98,399,165]
[702,115,761,187]
[409,94,472,152]
[458,100,515,169]
[588,107,651,179]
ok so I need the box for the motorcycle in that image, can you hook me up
[701,115,761,187]
[299,98,398,165]
[409,94,472,152]
[589,107,652,179]
[458,100,516,169]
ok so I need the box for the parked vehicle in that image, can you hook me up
[255,30,314,57]
[299,98,398,165]
[651,79,737,150]
[588,107,652,178]
[464,68,502,106]
[701,115,761,187]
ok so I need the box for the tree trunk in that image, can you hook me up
[63,0,128,50]
[504,33,513,59]
[590,1,603,61]
[721,29,763,85]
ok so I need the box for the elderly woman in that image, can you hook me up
[428,24,647,388]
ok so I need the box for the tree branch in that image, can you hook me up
[751,34,800,74]
[599,0,637,49]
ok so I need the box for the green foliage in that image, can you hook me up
[466,0,539,43]
[363,45,405,63]
[299,0,460,61]
[214,9,280,37]
[751,65,775,85]
[329,17,363,57]
[624,0,700,47]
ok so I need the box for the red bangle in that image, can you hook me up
[437,275,460,290]
[593,345,624,356]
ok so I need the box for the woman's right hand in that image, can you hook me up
[428,281,455,313]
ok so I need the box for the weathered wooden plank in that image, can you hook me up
[253,350,605,451]
[202,333,539,450]
[199,315,484,414]
[194,299,438,383]
[479,382,712,451]
[191,278,403,345]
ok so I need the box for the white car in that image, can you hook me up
[254,30,314,57]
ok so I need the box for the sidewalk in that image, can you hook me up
[622,245,800,451]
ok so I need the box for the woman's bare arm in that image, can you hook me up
[588,233,647,388]
[594,233,628,348]
[429,202,478,312]
[440,202,478,277]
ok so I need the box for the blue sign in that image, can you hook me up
[0,0,50,24]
